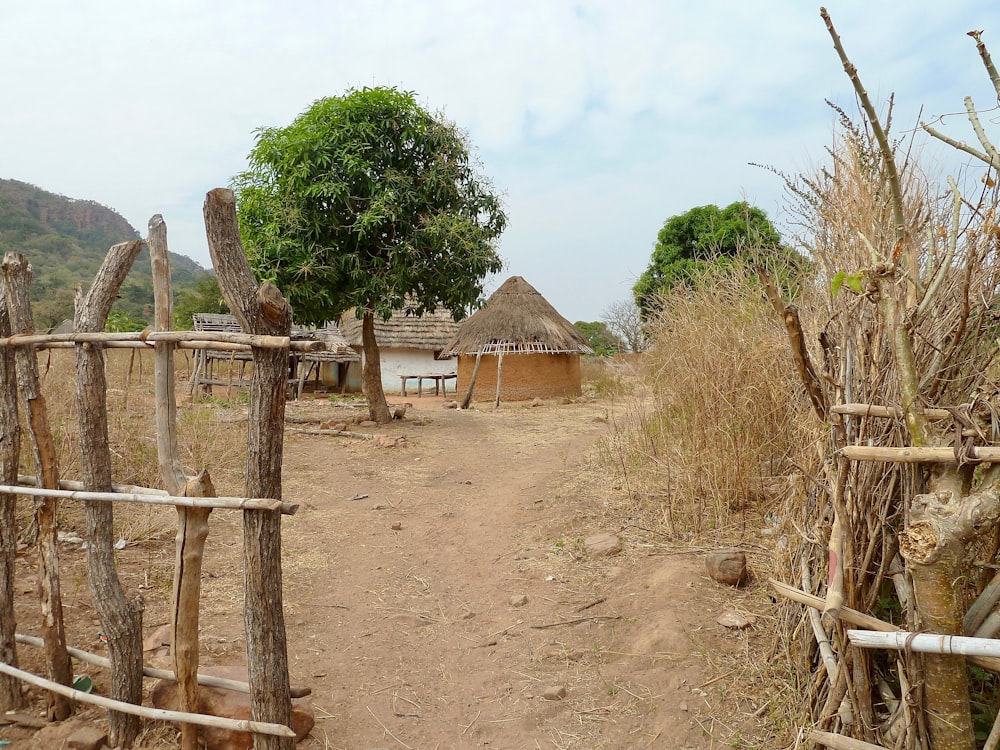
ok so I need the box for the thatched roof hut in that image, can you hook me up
[338,307,459,351]
[442,276,592,402]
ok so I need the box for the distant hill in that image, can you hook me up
[0,178,211,331]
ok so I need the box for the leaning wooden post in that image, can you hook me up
[204,188,294,750]
[459,349,484,410]
[149,215,215,750]
[1,252,72,721]
[0,278,24,710]
[493,351,504,409]
[74,240,146,747]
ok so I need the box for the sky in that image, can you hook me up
[3,1,1000,323]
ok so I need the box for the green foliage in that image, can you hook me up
[0,178,211,330]
[105,308,147,333]
[633,201,784,317]
[573,320,622,357]
[173,273,228,329]
[233,86,507,327]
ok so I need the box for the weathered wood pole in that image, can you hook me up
[203,188,294,750]
[0,279,24,710]
[74,240,146,747]
[493,351,504,409]
[149,215,215,750]
[459,349,484,410]
[1,252,72,720]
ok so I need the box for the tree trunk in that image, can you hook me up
[0,280,23,710]
[2,252,73,722]
[74,240,146,747]
[204,188,294,750]
[361,312,391,423]
[459,350,484,410]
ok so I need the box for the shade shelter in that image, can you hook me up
[441,276,593,402]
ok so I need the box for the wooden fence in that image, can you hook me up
[0,189,302,750]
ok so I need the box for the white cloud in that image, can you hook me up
[2,0,999,321]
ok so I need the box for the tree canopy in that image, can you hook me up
[233,86,507,421]
[633,201,782,316]
[233,86,507,327]
[573,320,622,357]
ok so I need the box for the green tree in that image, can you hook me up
[172,273,227,330]
[573,321,622,357]
[633,201,782,317]
[234,86,506,422]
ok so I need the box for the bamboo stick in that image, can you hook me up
[831,403,952,420]
[0,660,295,738]
[14,634,311,697]
[18,474,168,496]
[842,445,1000,463]
[771,579,898,632]
[0,484,298,515]
[0,330,323,352]
[848,629,1000,657]
[5,339,316,352]
[806,728,889,750]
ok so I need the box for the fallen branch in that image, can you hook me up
[288,427,375,440]
[530,615,621,629]
[806,728,889,750]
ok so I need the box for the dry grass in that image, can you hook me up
[17,348,248,542]
[599,259,817,544]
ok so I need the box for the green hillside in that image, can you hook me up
[0,178,213,331]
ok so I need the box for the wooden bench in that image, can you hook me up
[399,373,457,397]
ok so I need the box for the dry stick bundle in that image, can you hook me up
[768,15,1000,745]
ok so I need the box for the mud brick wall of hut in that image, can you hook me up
[457,352,581,401]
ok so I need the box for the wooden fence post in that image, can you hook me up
[2,252,72,721]
[0,278,24,710]
[74,240,146,747]
[204,188,294,750]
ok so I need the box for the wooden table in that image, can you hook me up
[399,373,457,397]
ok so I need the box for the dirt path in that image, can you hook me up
[3,393,765,750]
[264,397,753,749]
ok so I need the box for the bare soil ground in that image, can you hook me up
[3,392,775,749]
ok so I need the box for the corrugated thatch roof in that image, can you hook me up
[441,276,593,356]
[339,307,460,350]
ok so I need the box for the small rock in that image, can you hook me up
[509,594,529,608]
[717,610,756,629]
[542,685,567,701]
[531,397,543,407]
[359,420,378,428]
[592,415,607,423]
[705,549,749,587]
[679,700,689,712]
[584,532,622,558]
[67,725,108,750]
[391,522,403,531]
[443,400,458,409]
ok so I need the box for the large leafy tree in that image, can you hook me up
[633,201,782,316]
[234,87,507,422]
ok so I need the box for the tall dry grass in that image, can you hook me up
[19,348,248,543]
[601,258,819,543]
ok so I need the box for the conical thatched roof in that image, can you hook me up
[441,276,593,356]
[339,306,459,350]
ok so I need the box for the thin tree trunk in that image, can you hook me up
[361,311,391,423]
[74,240,146,747]
[204,188,294,750]
[2,252,72,722]
[0,279,23,710]
[459,350,484,410]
